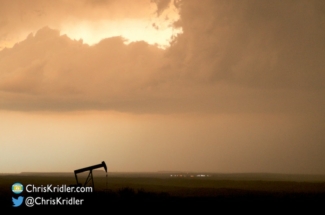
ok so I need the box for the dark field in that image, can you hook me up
[2,172,325,210]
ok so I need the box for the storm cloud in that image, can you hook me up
[1,0,325,174]
[0,0,324,115]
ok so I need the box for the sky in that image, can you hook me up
[0,0,324,174]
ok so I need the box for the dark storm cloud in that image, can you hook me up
[0,0,324,115]
[0,27,165,111]
[151,0,171,16]
[1,1,325,175]
[168,0,325,89]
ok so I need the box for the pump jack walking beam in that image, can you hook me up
[74,161,107,190]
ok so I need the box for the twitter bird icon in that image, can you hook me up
[12,196,24,207]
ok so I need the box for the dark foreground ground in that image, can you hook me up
[1,172,325,210]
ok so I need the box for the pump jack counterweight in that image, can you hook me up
[74,161,107,190]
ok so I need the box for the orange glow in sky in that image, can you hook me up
[0,0,182,50]
[1,0,325,174]
[60,2,182,48]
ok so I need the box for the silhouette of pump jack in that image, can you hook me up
[74,161,107,190]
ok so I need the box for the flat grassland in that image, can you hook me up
[2,172,325,209]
